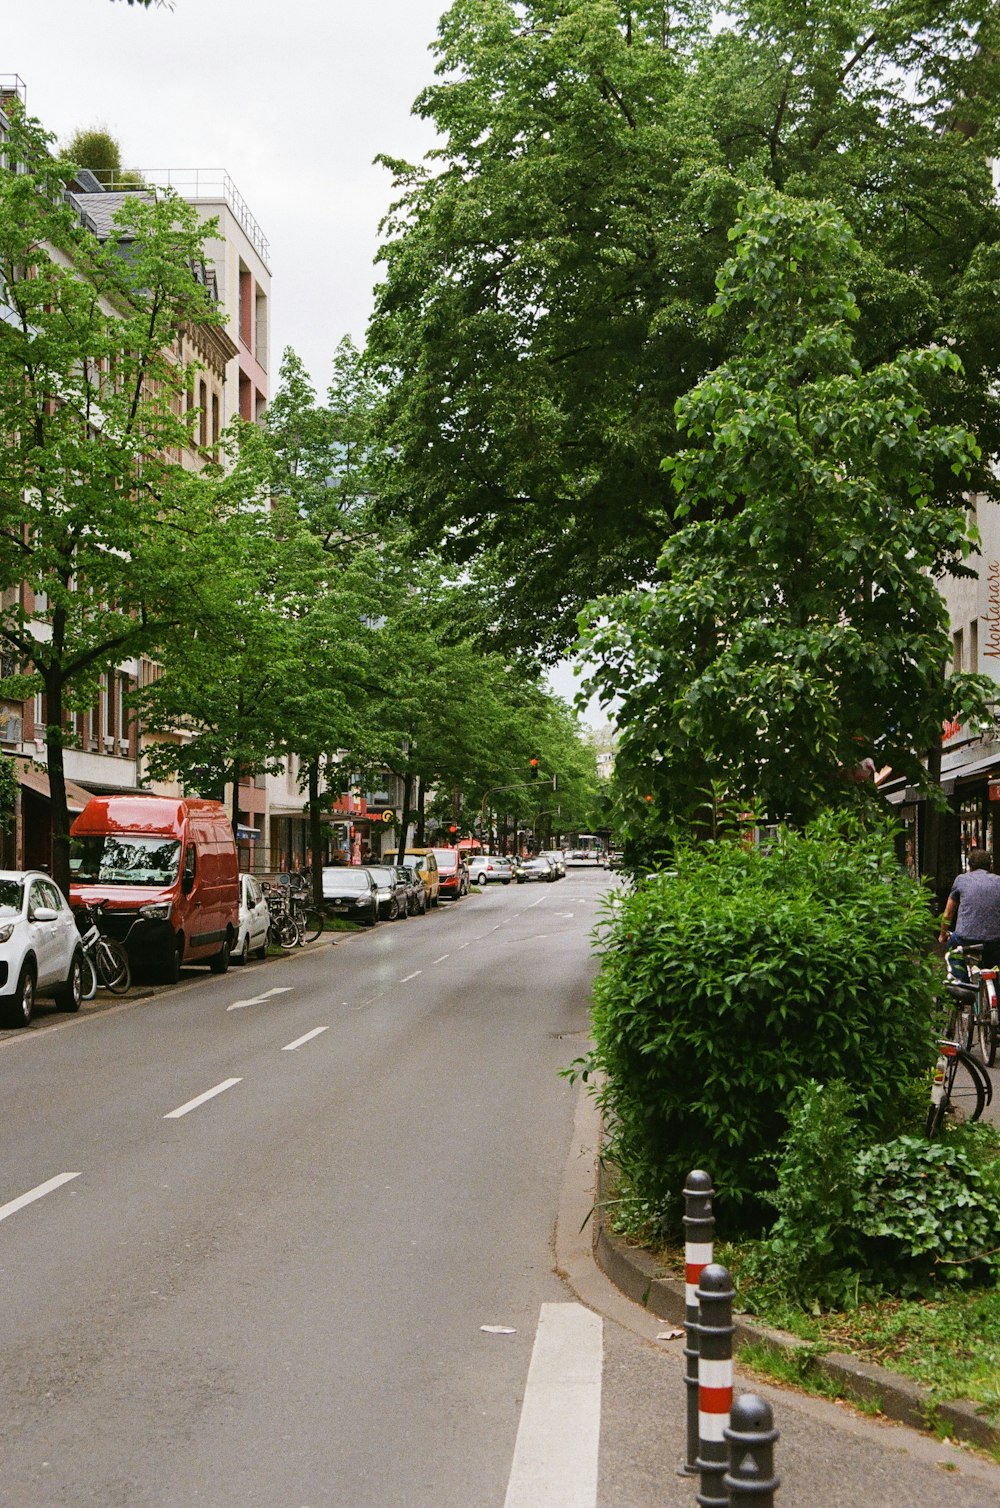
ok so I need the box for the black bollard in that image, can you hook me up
[724,1393,780,1505]
[694,1263,735,1508]
[680,1169,715,1476]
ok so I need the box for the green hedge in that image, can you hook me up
[579,812,939,1235]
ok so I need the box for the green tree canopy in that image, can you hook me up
[0,105,226,893]
[368,0,1000,655]
[580,190,990,833]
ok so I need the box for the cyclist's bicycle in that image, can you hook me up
[73,900,132,998]
[927,963,994,1135]
[261,882,299,951]
[945,944,998,1068]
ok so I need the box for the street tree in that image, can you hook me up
[580,191,990,839]
[0,105,226,895]
[368,0,1000,655]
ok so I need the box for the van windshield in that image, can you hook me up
[70,835,182,886]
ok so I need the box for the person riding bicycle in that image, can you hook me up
[939,848,1000,967]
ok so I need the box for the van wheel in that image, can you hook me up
[210,937,231,974]
[163,936,184,985]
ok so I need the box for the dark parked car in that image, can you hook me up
[363,865,411,921]
[396,862,427,916]
[321,866,380,926]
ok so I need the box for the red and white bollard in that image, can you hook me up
[681,1170,715,1475]
[694,1263,735,1508]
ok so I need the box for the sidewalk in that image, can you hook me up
[556,1084,1000,1506]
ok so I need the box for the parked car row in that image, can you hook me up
[0,818,575,1028]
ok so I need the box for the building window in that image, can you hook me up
[199,380,208,448]
[239,264,252,348]
[969,618,979,673]
[952,628,964,673]
[212,391,220,449]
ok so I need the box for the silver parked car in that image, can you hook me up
[467,854,515,887]
[516,855,557,884]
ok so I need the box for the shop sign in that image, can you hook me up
[985,559,1000,659]
[381,809,396,824]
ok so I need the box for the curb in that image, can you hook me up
[593,1160,1000,1457]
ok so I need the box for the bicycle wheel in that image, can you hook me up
[298,908,324,944]
[928,1047,986,1135]
[975,981,999,1068]
[276,914,298,950]
[80,950,98,1001]
[97,937,131,995]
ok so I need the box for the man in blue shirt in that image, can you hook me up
[939,849,1000,965]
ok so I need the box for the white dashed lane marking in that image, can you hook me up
[282,1026,330,1052]
[164,1079,242,1119]
[0,1172,81,1225]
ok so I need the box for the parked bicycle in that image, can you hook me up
[927,960,994,1135]
[72,900,132,999]
[261,881,299,951]
[287,874,324,945]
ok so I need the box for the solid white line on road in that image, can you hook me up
[503,1302,603,1508]
[0,1172,81,1225]
[282,1026,330,1051]
[164,1079,242,1119]
[227,986,294,1012]
[432,954,450,964]
[554,913,575,918]
[399,971,422,983]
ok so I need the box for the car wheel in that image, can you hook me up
[209,936,231,974]
[477,873,488,887]
[255,929,270,960]
[55,951,84,1013]
[235,933,251,966]
[501,879,511,886]
[3,961,35,1028]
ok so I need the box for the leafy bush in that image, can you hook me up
[575,811,938,1234]
[746,1082,1000,1305]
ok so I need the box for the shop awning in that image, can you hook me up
[14,756,94,813]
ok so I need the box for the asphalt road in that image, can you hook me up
[1,867,997,1507]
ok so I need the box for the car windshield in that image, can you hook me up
[70,835,181,886]
[0,879,24,914]
[324,869,369,890]
[365,867,395,885]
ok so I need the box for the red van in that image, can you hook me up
[70,795,240,982]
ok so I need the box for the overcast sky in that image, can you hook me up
[6,0,609,720]
[6,0,446,392]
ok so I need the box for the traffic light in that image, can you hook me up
[529,758,539,780]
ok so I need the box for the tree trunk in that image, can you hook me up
[307,756,324,908]
[923,733,946,911]
[416,778,426,845]
[45,674,71,898]
[400,769,414,854]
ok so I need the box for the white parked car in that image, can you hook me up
[0,871,84,1027]
[234,873,271,965]
[467,854,514,886]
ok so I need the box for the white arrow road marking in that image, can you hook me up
[164,1079,242,1119]
[0,1172,81,1225]
[282,1026,330,1051]
[504,1302,603,1508]
[227,987,294,1012]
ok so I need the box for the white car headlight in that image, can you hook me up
[0,923,13,944]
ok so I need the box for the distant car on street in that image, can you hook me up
[395,863,428,916]
[467,854,514,887]
[322,866,380,926]
[516,855,557,884]
[538,849,566,878]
